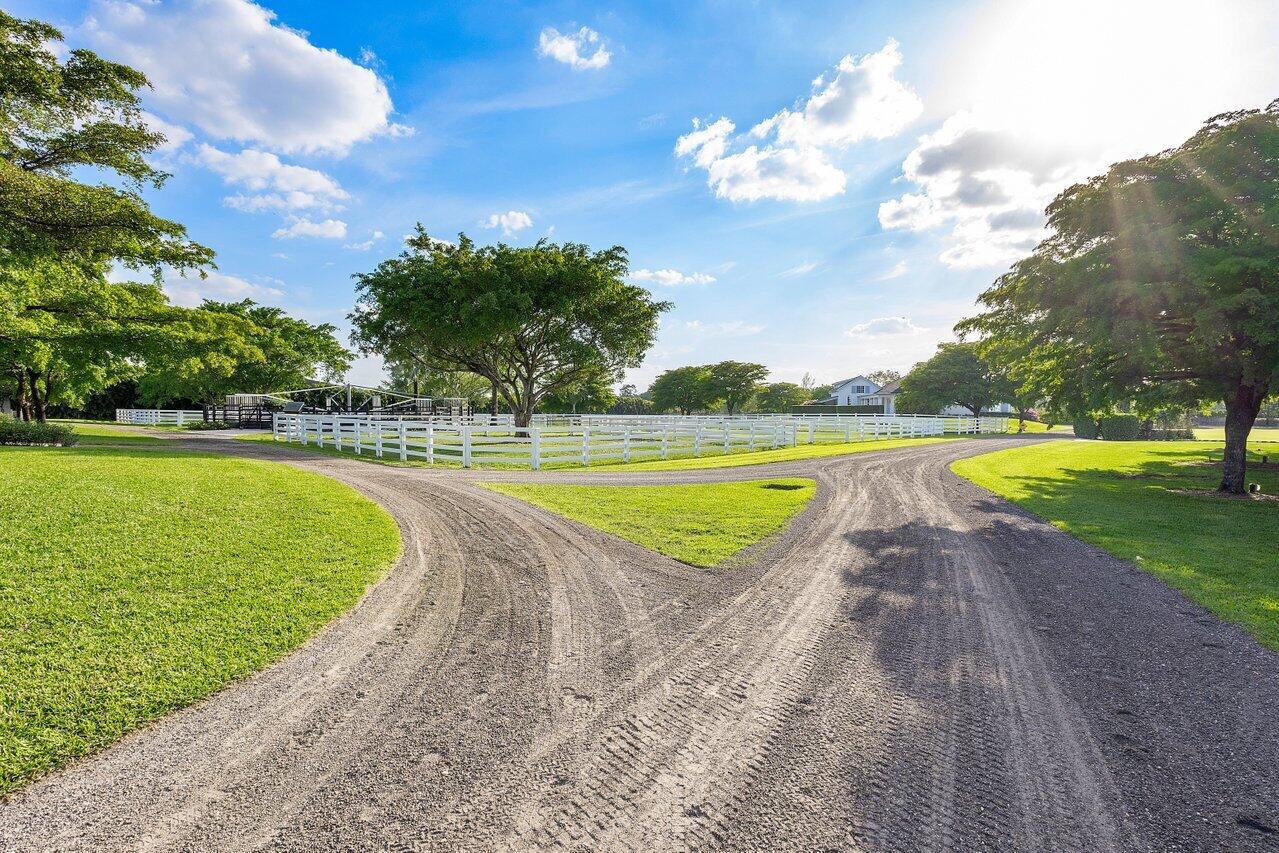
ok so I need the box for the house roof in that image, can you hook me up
[872,379,902,395]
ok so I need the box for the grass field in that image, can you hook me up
[0,447,400,794]
[59,421,174,445]
[481,478,816,567]
[1193,426,1279,442]
[952,440,1279,652]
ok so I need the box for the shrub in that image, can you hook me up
[1099,414,1142,441]
[1148,428,1196,440]
[0,417,78,446]
[1073,419,1100,439]
[185,420,232,431]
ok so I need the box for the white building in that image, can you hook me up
[812,375,1012,416]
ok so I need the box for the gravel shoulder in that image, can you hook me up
[2,435,1276,851]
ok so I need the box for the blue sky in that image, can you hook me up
[19,0,1279,387]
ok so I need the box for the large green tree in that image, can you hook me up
[351,229,668,427]
[649,365,714,415]
[960,102,1279,492]
[706,361,768,415]
[897,342,1001,417]
[752,381,810,413]
[0,11,212,419]
[140,301,350,405]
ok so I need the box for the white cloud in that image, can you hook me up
[195,144,348,213]
[630,268,716,287]
[343,230,385,251]
[483,210,534,236]
[779,261,820,277]
[140,111,193,151]
[676,40,920,203]
[750,39,923,149]
[272,218,347,240]
[538,26,611,70]
[877,260,909,280]
[80,0,407,154]
[845,316,926,336]
[163,270,284,308]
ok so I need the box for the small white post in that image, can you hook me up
[531,426,541,470]
[374,419,383,458]
[694,425,702,457]
[461,425,471,468]
[427,425,435,463]
[622,427,631,463]
[661,429,670,459]
[581,425,591,467]
[748,422,756,451]
[399,420,408,462]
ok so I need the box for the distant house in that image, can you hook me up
[813,375,1013,416]
[812,375,881,407]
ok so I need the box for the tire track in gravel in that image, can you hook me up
[2,435,1278,851]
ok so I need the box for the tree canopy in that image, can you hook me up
[959,101,1279,492]
[896,342,1002,417]
[753,382,810,412]
[0,10,214,420]
[649,365,714,415]
[705,361,768,415]
[351,229,668,427]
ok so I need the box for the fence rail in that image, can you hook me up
[115,408,204,425]
[271,413,1007,469]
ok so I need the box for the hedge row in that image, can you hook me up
[0,418,78,446]
[1074,415,1196,441]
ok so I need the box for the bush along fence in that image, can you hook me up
[270,413,1008,469]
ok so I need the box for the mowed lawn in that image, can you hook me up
[597,435,962,472]
[0,447,400,794]
[952,441,1279,651]
[1193,426,1279,442]
[57,420,174,445]
[481,478,816,567]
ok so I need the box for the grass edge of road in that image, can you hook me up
[951,440,1279,652]
[479,477,817,567]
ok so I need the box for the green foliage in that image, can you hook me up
[960,101,1279,491]
[897,342,1003,416]
[0,447,401,792]
[351,228,668,426]
[184,420,231,431]
[1073,419,1100,439]
[705,361,768,415]
[139,300,350,405]
[752,382,811,412]
[649,365,714,414]
[481,478,816,567]
[0,416,75,445]
[952,440,1279,651]
[384,358,490,407]
[866,368,902,387]
[1098,413,1142,441]
[539,370,617,413]
[0,11,212,420]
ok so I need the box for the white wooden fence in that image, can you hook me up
[115,408,204,425]
[271,412,1007,469]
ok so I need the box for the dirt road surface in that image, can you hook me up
[3,437,1277,851]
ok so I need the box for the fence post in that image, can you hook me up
[374,419,383,458]
[661,429,670,460]
[748,422,756,451]
[334,418,342,451]
[581,425,591,467]
[623,427,631,463]
[427,425,435,464]
[461,425,471,468]
[694,425,702,457]
[399,420,408,462]
[354,419,363,455]
[531,426,541,470]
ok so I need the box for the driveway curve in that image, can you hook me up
[2,436,1277,851]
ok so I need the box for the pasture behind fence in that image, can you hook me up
[271,412,1007,469]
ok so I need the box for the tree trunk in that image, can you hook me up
[1219,382,1265,494]
[490,382,498,417]
[27,369,46,423]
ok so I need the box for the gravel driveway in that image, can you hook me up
[2,436,1276,851]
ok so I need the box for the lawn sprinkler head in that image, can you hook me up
[1248,482,1262,494]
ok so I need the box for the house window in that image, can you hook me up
[854,385,866,394]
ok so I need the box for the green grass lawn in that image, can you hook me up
[480,478,816,567]
[56,420,173,445]
[591,435,964,472]
[0,447,400,794]
[952,440,1279,651]
[1193,426,1279,442]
